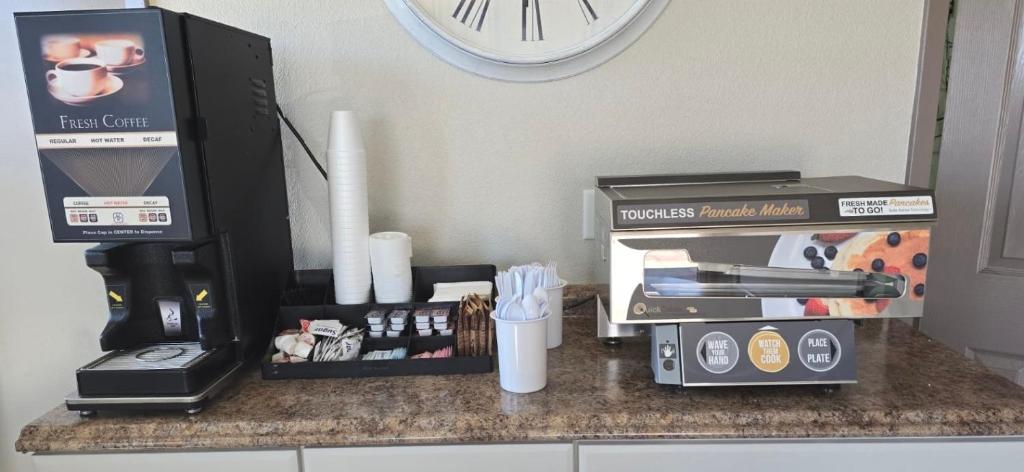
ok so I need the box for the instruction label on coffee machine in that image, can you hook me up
[838,196,934,217]
[63,196,171,227]
[35,131,178,149]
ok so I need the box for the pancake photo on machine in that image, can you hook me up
[828,230,930,316]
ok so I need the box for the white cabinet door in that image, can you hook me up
[32,450,300,472]
[578,440,1024,472]
[304,443,573,472]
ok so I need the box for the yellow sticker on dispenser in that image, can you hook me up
[108,290,123,303]
[190,284,212,309]
[747,330,790,373]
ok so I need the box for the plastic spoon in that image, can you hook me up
[522,293,541,320]
[506,295,528,321]
[523,270,536,297]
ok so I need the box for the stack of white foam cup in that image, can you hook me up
[327,111,372,304]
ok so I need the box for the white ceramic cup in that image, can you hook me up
[43,36,81,61]
[95,39,144,66]
[492,311,548,393]
[47,58,107,97]
[544,279,567,349]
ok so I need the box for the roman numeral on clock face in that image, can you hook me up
[522,0,544,41]
[452,0,491,32]
[452,0,598,39]
[578,0,598,24]
[401,0,658,78]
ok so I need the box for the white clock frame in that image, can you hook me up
[384,0,670,82]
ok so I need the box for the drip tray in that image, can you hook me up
[67,361,243,415]
[85,343,210,371]
[76,342,236,396]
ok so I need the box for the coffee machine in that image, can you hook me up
[15,8,293,414]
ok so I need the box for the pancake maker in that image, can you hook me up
[592,171,937,386]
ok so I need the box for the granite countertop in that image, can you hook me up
[17,288,1024,453]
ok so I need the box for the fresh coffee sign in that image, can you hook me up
[16,10,190,241]
[615,199,810,227]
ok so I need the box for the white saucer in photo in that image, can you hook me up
[43,49,93,63]
[46,74,124,106]
[107,57,146,74]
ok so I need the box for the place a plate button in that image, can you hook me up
[798,329,842,372]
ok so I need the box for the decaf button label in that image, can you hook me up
[798,329,842,372]
[747,329,790,373]
[696,332,739,374]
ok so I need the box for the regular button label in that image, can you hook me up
[696,331,739,374]
[798,329,842,372]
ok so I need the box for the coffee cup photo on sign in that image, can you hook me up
[40,33,146,106]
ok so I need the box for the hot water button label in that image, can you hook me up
[747,329,790,373]
[798,329,842,372]
[696,332,739,374]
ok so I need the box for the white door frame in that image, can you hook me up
[906,0,952,189]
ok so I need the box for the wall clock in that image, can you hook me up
[385,0,669,82]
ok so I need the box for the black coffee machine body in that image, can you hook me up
[15,8,292,414]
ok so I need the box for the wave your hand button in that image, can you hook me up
[747,328,790,373]
[798,329,842,372]
[696,331,739,374]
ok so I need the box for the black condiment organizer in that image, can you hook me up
[261,265,495,379]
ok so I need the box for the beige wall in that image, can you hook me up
[0,0,923,469]
[0,2,125,471]
[154,0,926,280]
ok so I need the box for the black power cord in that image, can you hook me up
[562,297,593,311]
[276,104,328,180]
